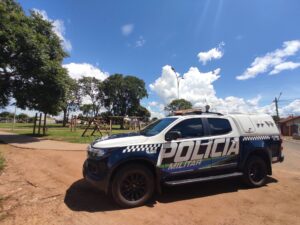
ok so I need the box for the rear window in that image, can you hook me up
[208,118,232,135]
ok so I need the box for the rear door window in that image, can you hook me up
[207,118,232,135]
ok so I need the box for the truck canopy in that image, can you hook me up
[229,114,279,136]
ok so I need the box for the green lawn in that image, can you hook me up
[0,122,132,144]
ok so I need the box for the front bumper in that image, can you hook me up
[82,159,110,193]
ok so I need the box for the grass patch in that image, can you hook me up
[0,122,132,144]
[0,152,5,172]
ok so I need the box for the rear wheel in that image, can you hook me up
[111,164,154,208]
[243,155,267,187]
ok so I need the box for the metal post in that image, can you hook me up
[33,113,38,134]
[38,113,42,135]
[43,113,47,135]
[171,67,183,100]
[12,104,17,131]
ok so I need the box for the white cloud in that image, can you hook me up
[63,63,109,81]
[197,42,224,65]
[149,101,158,107]
[150,65,220,106]
[135,36,146,47]
[121,24,134,36]
[146,106,165,119]
[33,9,72,52]
[269,61,300,75]
[149,65,300,116]
[237,40,300,80]
[281,100,300,115]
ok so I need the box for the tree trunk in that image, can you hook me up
[62,108,68,127]
[43,113,47,135]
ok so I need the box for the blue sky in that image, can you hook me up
[12,0,300,117]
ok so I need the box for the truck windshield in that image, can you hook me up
[140,117,178,136]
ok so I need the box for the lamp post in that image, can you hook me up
[171,67,184,99]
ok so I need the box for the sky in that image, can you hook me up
[6,0,300,118]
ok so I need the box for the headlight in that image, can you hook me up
[87,145,106,157]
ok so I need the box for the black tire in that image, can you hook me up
[111,164,154,208]
[243,155,267,187]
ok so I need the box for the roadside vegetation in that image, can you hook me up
[0,151,5,172]
[0,123,130,144]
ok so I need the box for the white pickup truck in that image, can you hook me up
[83,112,284,207]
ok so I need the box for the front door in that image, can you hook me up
[157,118,212,174]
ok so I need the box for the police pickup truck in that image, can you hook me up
[83,112,284,208]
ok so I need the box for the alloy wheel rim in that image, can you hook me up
[120,172,147,201]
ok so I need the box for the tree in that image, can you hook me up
[102,74,148,127]
[0,0,70,134]
[61,78,81,126]
[80,104,94,118]
[134,106,151,122]
[78,77,103,117]
[16,113,29,122]
[165,99,192,113]
[0,111,14,119]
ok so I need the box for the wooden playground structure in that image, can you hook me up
[68,115,145,137]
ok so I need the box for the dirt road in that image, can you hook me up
[0,141,300,225]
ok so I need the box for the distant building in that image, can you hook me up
[279,116,300,136]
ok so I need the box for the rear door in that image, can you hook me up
[205,117,240,169]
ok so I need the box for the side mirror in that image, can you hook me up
[165,131,181,141]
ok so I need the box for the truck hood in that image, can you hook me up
[92,132,149,148]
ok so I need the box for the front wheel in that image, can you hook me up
[243,155,267,187]
[111,164,154,208]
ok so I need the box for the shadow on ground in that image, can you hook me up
[0,133,42,144]
[64,177,278,212]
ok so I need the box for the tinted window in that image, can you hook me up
[208,118,232,135]
[140,117,178,136]
[168,118,204,139]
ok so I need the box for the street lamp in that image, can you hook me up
[171,67,184,99]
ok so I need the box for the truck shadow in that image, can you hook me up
[64,177,278,212]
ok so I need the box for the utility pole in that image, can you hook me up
[274,92,282,124]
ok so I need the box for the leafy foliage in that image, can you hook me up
[78,77,103,117]
[80,104,94,118]
[134,105,151,121]
[0,0,69,115]
[16,113,29,120]
[61,78,81,126]
[0,111,14,118]
[165,98,193,112]
[102,74,148,116]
